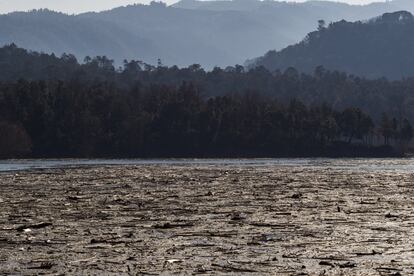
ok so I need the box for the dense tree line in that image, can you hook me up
[0,44,413,158]
[3,44,414,122]
[0,79,411,158]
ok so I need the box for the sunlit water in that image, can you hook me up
[0,158,413,173]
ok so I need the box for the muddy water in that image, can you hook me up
[0,160,414,274]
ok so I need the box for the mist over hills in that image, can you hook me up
[251,10,414,79]
[0,0,414,69]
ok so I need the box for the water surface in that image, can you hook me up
[0,158,413,173]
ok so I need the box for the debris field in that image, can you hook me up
[0,163,413,275]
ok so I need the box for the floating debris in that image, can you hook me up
[0,163,413,274]
[16,222,52,232]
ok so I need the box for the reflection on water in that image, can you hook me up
[0,158,413,172]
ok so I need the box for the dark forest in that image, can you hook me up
[0,44,412,158]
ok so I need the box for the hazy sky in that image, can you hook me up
[0,0,386,14]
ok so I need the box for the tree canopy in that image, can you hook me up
[0,45,412,158]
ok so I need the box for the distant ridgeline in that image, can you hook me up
[250,11,414,80]
[2,0,414,69]
[0,44,412,158]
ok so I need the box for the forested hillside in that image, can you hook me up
[1,0,414,68]
[252,11,414,79]
[0,45,412,158]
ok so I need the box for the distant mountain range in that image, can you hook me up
[1,0,414,68]
[251,10,414,79]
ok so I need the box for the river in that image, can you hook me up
[0,158,413,172]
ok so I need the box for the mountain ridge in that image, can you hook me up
[1,0,414,68]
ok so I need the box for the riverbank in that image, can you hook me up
[0,163,413,274]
